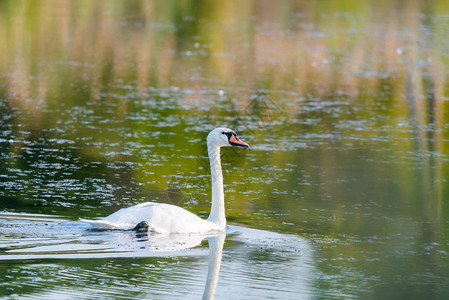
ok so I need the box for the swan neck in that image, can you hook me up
[207,143,226,228]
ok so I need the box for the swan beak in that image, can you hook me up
[230,134,250,148]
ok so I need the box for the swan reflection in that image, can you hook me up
[203,233,225,300]
[122,230,226,300]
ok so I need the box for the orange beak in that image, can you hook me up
[230,134,250,148]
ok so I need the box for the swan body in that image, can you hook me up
[80,127,249,233]
[80,202,221,233]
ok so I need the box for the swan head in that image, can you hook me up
[207,128,250,148]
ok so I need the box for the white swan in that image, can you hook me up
[80,128,249,233]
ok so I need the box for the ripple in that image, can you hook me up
[0,212,316,299]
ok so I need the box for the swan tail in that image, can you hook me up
[79,218,117,230]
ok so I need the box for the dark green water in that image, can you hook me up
[1,0,449,298]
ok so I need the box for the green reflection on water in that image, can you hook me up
[1,0,449,298]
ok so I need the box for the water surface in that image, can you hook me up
[1,0,449,299]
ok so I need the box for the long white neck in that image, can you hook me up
[206,142,226,229]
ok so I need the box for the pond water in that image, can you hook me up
[1,0,449,299]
